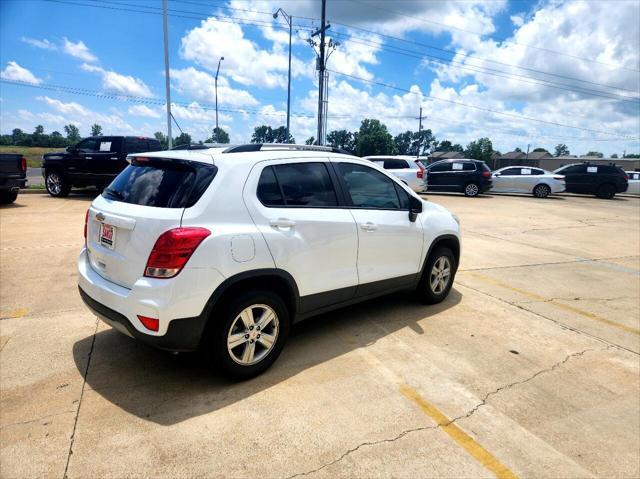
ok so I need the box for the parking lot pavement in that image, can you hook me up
[1,192,638,478]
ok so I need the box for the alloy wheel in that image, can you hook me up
[430,256,451,294]
[227,304,279,366]
[465,183,479,196]
[46,173,62,195]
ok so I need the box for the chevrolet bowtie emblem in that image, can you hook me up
[96,212,105,222]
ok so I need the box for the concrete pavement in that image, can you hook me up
[1,192,638,478]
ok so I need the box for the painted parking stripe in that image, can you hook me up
[465,272,640,336]
[400,384,519,479]
[0,308,28,319]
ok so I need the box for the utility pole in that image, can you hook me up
[273,9,292,143]
[162,0,172,149]
[417,106,423,159]
[316,0,327,145]
[526,143,530,162]
[215,56,224,143]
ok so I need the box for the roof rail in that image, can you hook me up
[169,143,211,151]
[223,143,352,155]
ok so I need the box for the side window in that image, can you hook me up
[563,165,586,174]
[394,183,411,210]
[384,159,410,169]
[273,162,338,207]
[76,138,99,152]
[531,169,544,175]
[501,168,521,175]
[125,137,150,154]
[257,166,285,206]
[429,162,451,173]
[338,162,400,209]
[462,162,476,171]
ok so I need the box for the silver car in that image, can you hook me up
[491,166,565,198]
[626,171,640,195]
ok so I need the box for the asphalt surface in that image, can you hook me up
[1,192,639,478]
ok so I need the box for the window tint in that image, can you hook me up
[501,168,521,175]
[480,163,492,172]
[462,162,476,171]
[273,163,338,207]
[338,163,400,209]
[125,137,152,154]
[384,159,411,169]
[531,169,544,175]
[560,165,586,174]
[598,165,617,174]
[429,162,451,172]
[103,158,216,208]
[76,138,99,152]
[257,166,285,206]
[394,183,411,210]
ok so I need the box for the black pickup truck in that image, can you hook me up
[42,136,162,197]
[0,153,27,204]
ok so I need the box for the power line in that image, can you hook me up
[326,70,639,139]
[348,0,640,73]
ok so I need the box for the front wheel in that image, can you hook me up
[464,182,480,197]
[202,290,290,380]
[416,247,456,304]
[533,184,551,198]
[0,191,18,204]
[45,171,71,197]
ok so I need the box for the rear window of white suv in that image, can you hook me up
[103,157,216,208]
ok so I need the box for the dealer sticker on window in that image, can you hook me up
[99,223,116,250]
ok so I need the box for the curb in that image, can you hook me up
[19,189,47,194]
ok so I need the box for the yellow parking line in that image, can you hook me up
[464,272,640,336]
[400,385,518,479]
[0,308,28,319]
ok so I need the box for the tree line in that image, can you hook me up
[2,121,637,159]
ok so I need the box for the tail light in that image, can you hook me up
[623,172,629,181]
[20,156,27,174]
[482,171,491,178]
[137,315,159,332]
[553,176,565,180]
[144,227,211,278]
[84,209,89,244]
[416,169,424,179]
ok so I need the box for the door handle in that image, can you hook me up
[270,218,296,228]
[360,222,378,231]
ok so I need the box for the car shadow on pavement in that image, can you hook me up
[72,289,462,425]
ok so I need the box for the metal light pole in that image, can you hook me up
[215,56,224,143]
[273,8,292,143]
[162,0,172,149]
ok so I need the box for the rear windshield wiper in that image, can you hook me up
[103,188,124,200]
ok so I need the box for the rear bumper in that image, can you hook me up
[0,177,27,192]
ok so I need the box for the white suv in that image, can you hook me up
[363,155,427,192]
[78,144,461,379]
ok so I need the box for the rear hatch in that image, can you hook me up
[0,154,26,179]
[87,156,216,289]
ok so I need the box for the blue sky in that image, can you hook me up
[1,0,638,155]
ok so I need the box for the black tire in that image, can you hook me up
[596,183,616,199]
[0,191,18,204]
[464,182,480,197]
[416,247,456,304]
[533,184,551,198]
[45,171,71,197]
[202,290,290,380]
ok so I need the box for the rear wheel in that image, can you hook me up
[533,184,551,198]
[416,247,456,304]
[0,191,18,204]
[45,171,71,197]
[464,182,480,197]
[202,290,290,380]
[596,183,616,199]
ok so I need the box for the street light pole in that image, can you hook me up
[162,0,172,149]
[215,56,224,143]
[274,9,292,143]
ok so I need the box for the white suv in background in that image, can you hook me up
[78,144,461,379]
[364,155,427,192]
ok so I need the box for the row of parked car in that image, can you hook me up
[367,155,638,199]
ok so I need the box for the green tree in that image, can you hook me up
[326,129,356,153]
[623,153,640,158]
[355,119,395,157]
[465,137,494,163]
[271,126,294,144]
[173,132,192,147]
[554,143,570,156]
[64,124,81,143]
[515,147,523,152]
[154,131,168,149]
[435,140,463,152]
[412,129,436,156]
[305,136,316,145]
[91,124,103,136]
[585,151,603,158]
[251,125,273,143]
[32,125,47,146]
[208,127,230,144]
[532,147,549,153]
[11,128,25,145]
[50,131,67,147]
[611,153,618,158]
[394,131,413,155]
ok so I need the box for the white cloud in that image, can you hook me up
[1,62,42,84]
[36,96,89,116]
[62,38,98,63]
[21,37,57,50]
[128,105,161,118]
[81,64,153,98]
[34,96,134,133]
[170,67,259,107]
[510,15,524,27]
[170,101,232,124]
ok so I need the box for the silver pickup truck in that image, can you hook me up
[0,153,27,204]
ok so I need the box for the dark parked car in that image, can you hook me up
[424,159,493,197]
[0,153,27,204]
[42,136,162,197]
[554,163,628,199]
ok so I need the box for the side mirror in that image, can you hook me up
[409,196,423,222]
